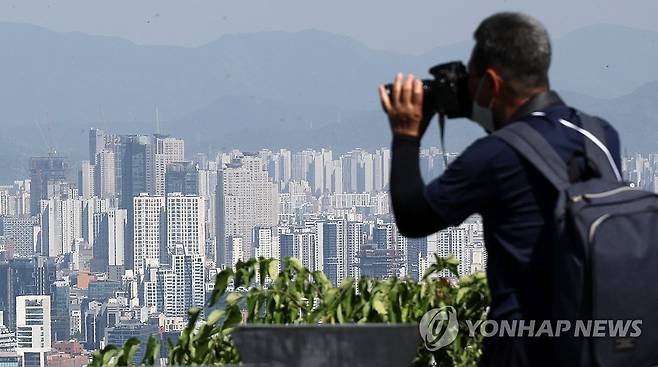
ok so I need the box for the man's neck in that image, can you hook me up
[505,90,564,124]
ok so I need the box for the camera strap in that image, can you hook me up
[438,113,448,167]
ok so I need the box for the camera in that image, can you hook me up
[384,61,471,119]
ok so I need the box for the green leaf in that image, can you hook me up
[116,337,141,366]
[336,303,345,323]
[222,304,242,331]
[207,309,225,325]
[285,257,303,272]
[268,258,279,281]
[209,268,233,306]
[225,292,242,306]
[93,255,490,367]
[141,335,161,366]
[97,345,119,367]
[372,294,388,317]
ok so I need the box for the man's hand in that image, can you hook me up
[378,73,431,138]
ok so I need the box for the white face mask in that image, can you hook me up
[470,76,495,133]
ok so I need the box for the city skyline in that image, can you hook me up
[1,3,655,366]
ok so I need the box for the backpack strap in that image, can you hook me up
[493,122,570,191]
[577,112,622,182]
[525,110,622,183]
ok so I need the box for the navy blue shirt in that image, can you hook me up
[423,100,621,323]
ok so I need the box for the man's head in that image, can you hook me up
[468,12,552,129]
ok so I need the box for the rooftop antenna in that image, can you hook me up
[44,112,56,155]
[99,105,108,131]
[155,106,161,134]
[33,114,50,153]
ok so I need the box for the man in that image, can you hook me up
[378,12,621,366]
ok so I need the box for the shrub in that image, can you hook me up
[90,255,489,366]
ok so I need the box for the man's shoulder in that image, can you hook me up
[460,134,522,168]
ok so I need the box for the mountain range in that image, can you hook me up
[0,22,657,181]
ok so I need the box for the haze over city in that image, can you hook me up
[1,2,658,366]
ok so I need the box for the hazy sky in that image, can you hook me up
[1,0,657,54]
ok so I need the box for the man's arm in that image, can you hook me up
[390,135,448,238]
[380,73,498,238]
[391,133,503,237]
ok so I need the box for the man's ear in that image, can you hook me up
[485,68,507,129]
[484,68,504,99]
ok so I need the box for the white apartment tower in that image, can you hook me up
[107,209,127,279]
[16,295,51,367]
[39,198,82,257]
[166,194,205,256]
[253,226,280,261]
[150,135,184,196]
[95,150,117,198]
[163,244,205,318]
[346,221,364,279]
[216,154,278,267]
[133,194,165,276]
[79,160,95,199]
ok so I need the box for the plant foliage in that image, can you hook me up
[89,255,489,366]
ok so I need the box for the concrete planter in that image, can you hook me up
[232,324,421,367]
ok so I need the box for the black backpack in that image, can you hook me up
[494,112,658,367]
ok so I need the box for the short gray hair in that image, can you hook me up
[471,12,551,96]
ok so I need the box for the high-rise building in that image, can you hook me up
[117,134,151,271]
[198,169,218,243]
[277,226,319,272]
[78,160,95,199]
[340,153,357,193]
[166,194,205,257]
[89,128,108,163]
[318,219,347,285]
[150,135,184,196]
[104,321,158,364]
[279,233,294,265]
[425,221,479,278]
[0,312,17,362]
[253,227,280,261]
[29,156,68,216]
[51,282,70,342]
[216,154,278,267]
[346,221,363,279]
[311,152,324,195]
[0,257,54,330]
[0,216,38,258]
[331,160,343,194]
[357,152,374,193]
[81,197,112,252]
[279,149,292,186]
[162,244,205,318]
[33,257,56,297]
[381,148,391,190]
[359,244,399,279]
[95,150,117,198]
[165,162,199,195]
[92,209,127,279]
[133,195,165,277]
[117,135,150,210]
[291,151,313,183]
[373,150,384,192]
[142,267,164,313]
[16,295,51,367]
[0,259,35,330]
[39,198,82,257]
[407,237,428,281]
[0,182,31,218]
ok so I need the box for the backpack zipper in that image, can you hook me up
[588,214,611,243]
[571,186,637,203]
